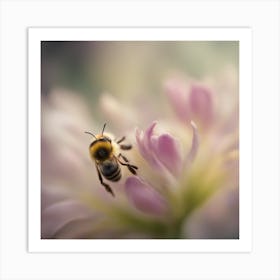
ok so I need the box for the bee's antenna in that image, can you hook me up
[101,123,106,136]
[85,131,97,139]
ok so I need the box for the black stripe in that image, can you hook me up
[110,173,121,181]
[104,167,121,180]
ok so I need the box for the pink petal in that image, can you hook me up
[185,121,199,164]
[135,127,154,165]
[165,78,190,122]
[135,128,147,157]
[125,177,167,216]
[143,121,157,150]
[189,84,214,126]
[135,122,162,169]
[153,133,183,176]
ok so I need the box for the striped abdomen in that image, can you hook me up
[99,158,121,182]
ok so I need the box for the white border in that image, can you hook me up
[28,27,252,253]
[1,1,279,280]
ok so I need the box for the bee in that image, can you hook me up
[85,123,138,197]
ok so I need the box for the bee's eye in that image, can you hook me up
[95,148,109,160]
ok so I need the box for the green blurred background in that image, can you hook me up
[41,41,238,103]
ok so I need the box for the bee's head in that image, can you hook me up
[85,123,113,161]
[90,138,112,161]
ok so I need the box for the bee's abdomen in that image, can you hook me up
[105,168,121,181]
[100,160,121,182]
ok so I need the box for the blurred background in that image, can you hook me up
[41,41,238,119]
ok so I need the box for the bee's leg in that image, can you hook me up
[116,136,125,144]
[117,155,138,175]
[116,136,132,150]
[120,144,132,150]
[118,153,129,163]
[95,164,115,197]
[118,153,138,169]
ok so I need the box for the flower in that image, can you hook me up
[165,77,214,128]
[125,177,167,216]
[41,71,239,239]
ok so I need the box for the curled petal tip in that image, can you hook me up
[135,121,163,170]
[147,121,157,133]
[186,121,199,164]
[144,121,157,147]
[135,127,142,139]
[190,120,197,130]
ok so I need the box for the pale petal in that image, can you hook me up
[136,127,156,166]
[189,84,214,126]
[135,128,146,156]
[153,133,183,176]
[165,78,190,121]
[41,200,95,238]
[125,177,167,216]
[185,121,199,164]
[99,93,136,132]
